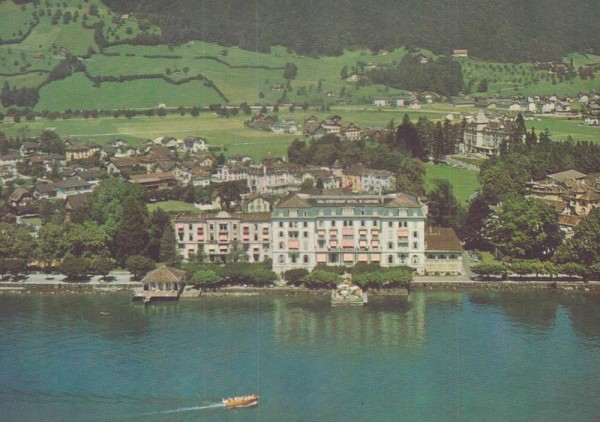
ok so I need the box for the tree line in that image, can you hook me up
[368,55,464,97]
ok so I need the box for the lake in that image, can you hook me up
[0,291,599,421]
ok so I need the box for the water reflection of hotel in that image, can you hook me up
[273,294,427,353]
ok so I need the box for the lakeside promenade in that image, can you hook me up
[2,273,599,295]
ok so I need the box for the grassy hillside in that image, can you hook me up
[1,0,598,115]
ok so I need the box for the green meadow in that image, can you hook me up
[424,163,480,205]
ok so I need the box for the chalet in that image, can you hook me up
[584,115,600,126]
[107,157,143,175]
[75,168,103,185]
[452,49,468,58]
[194,153,215,168]
[179,136,208,153]
[34,183,57,199]
[247,113,278,131]
[152,136,179,151]
[65,143,101,161]
[373,98,388,107]
[20,142,42,157]
[415,53,429,64]
[396,96,411,107]
[558,215,583,239]
[424,227,464,275]
[54,179,94,198]
[340,123,361,141]
[64,193,90,223]
[271,118,299,135]
[509,102,525,113]
[128,171,177,190]
[243,193,274,213]
[546,169,587,186]
[0,154,22,166]
[9,187,34,207]
[325,91,335,97]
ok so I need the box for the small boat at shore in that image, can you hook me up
[222,394,259,408]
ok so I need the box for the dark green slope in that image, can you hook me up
[101,0,599,61]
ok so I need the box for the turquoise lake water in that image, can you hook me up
[0,291,599,421]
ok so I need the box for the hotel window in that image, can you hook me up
[178,233,184,241]
[388,242,393,249]
[279,222,283,228]
[304,232,309,238]
[303,255,309,263]
[318,240,326,248]
[278,255,285,263]
[219,224,227,231]
[403,222,408,227]
[318,221,324,227]
[279,231,284,238]
[388,221,393,227]
[361,220,365,226]
[413,242,418,249]
[209,224,214,230]
[279,242,284,249]
[413,231,418,238]
[388,255,393,264]
[303,221,308,228]
[412,255,418,264]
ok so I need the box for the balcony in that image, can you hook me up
[342,228,354,236]
[288,240,299,250]
[397,229,409,238]
[342,239,354,248]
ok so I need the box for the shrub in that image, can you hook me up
[284,268,308,285]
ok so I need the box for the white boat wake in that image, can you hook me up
[145,403,225,415]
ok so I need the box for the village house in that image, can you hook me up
[65,143,101,161]
[19,142,42,157]
[271,118,299,135]
[452,49,468,58]
[373,98,388,107]
[247,113,278,131]
[243,193,274,213]
[8,187,34,208]
[179,136,209,154]
[106,157,144,176]
[64,193,90,223]
[128,171,177,190]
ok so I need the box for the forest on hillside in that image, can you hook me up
[100,0,600,62]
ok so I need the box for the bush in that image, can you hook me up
[190,269,222,288]
[352,268,412,289]
[471,263,506,279]
[313,264,346,275]
[284,268,308,285]
[60,256,90,281]
[301,270,343,289]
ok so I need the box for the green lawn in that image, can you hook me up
[147,200,199,214]
[424,163,480,205]
[36,74,224,111]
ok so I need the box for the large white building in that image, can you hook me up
[175,211,271,264]
[271,192,427,274]
[174,193,464,277]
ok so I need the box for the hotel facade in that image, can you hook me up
[174,192,446,275]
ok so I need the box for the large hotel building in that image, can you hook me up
[174,192,463,276]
